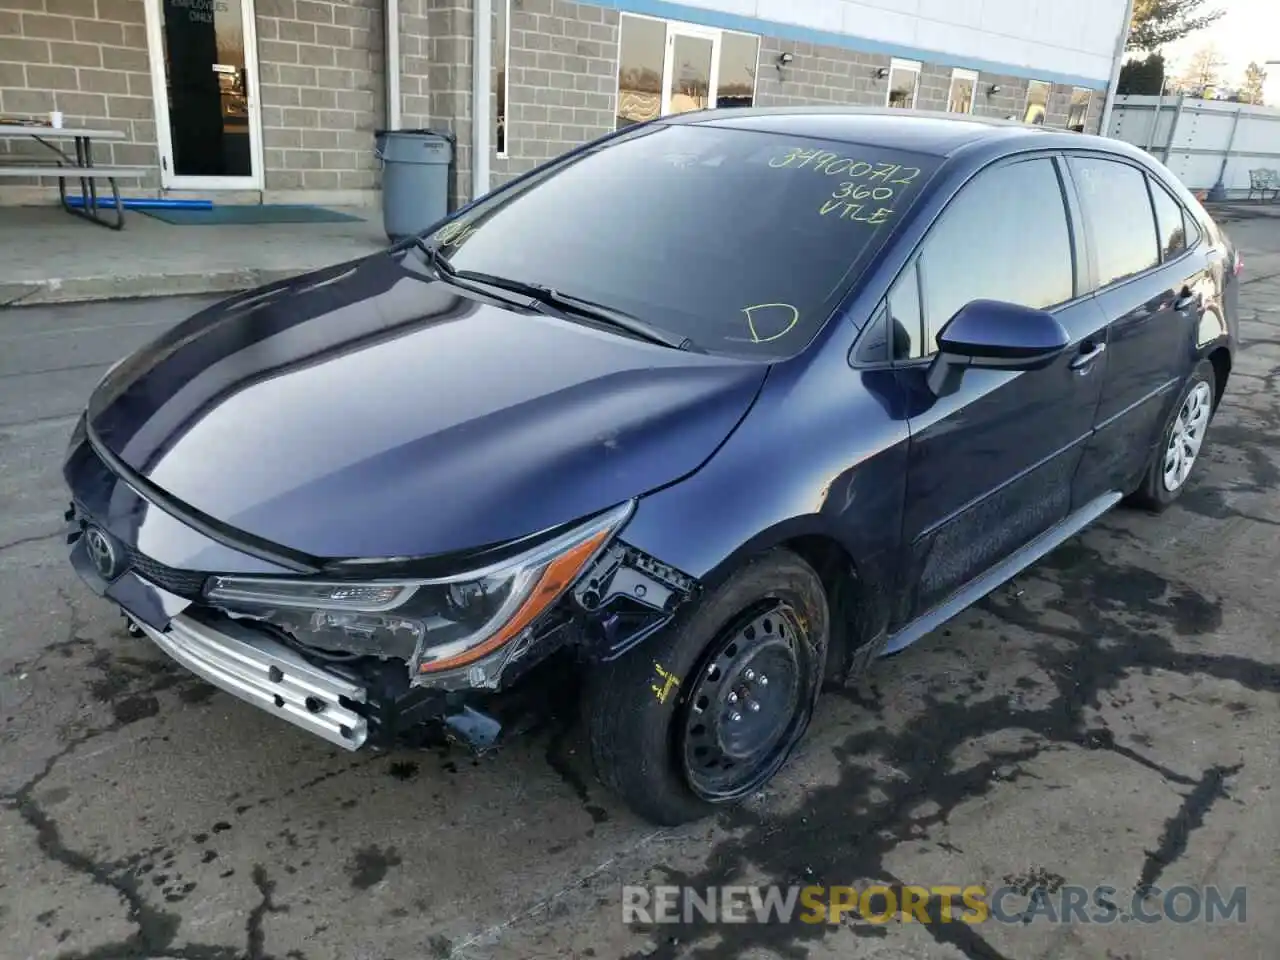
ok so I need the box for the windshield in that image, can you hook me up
[425,123,941,359]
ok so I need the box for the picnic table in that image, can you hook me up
[0,122,151,229]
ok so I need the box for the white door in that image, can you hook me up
[143,0,265,190]
[661,23,721,117]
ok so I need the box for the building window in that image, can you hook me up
[615,14,759,130]
[1066,87,1091,132]
[886,58,921,109]
[1024,80,1050,125]
[495,0,510,156]
[716,30,760,109]
[947,68,978,114]
[617,14,666,128]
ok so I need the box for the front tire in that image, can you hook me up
[584,548,828,825]
[1129,358,1217,512]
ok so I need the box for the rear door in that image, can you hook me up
[890,155,1110,624]
[1066,155,1208,502]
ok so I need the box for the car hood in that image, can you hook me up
[86,249,768,560]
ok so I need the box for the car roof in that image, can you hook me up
[674,105,1122,159]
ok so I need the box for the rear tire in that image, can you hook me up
[584,548,828,825]
[1128,359,1217,513]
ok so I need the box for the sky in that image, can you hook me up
[1159,0,1280,93]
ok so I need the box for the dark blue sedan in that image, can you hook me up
[63,108,1240,825]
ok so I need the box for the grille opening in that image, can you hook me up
[125,546,208,598]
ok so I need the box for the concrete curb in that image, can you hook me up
[0,266,311,307]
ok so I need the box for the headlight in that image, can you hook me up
[203,502,632,680]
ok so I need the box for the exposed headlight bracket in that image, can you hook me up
[575,543,688,613]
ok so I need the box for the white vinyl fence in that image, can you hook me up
[1107,95,1280,199]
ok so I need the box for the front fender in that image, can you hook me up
[597,357,910,662]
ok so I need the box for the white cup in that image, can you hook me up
[50,111,63,129]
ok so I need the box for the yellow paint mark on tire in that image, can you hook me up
[651,662,681,705]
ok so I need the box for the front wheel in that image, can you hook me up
[1129,358,1217,512]
[584,548,828,825]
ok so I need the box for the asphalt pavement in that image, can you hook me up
[1,224,1277,960]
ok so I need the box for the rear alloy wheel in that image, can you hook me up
[1129,358,1217,512]
[584,549,827,825]
[1162,380,1213,493]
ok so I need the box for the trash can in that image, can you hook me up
[374,128,455,243]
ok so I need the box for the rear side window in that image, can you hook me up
[1149,176,1189,261]
[911,157,1074,354]
[1068,156,1159,288]
[1183,207,1202,247]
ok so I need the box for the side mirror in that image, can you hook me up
[926,299,1070,397]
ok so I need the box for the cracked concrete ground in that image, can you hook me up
[1,220,1278,960]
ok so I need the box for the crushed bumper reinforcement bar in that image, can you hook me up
[129,613,369,750]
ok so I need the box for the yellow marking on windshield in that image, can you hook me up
[742,302,800,343]
[432,220,476,246]
[832,181,896,202]
[769,147,922,224]
[818,201,895,224]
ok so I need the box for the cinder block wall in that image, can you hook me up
[489,2,1107,188]
[0,0,387,204]
[399,0,474,211]
[491,0,618,188]
[0,0,159,190]
[256,0,386,198]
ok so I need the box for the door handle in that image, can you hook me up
[1173,287,1199,311]
[1070,341,1107,370]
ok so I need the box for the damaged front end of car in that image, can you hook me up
[94,498,701,755]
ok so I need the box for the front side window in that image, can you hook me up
[1068,156,1159,288]
[948,69,978,115]
[1149,177,1189,261]
[1024,80,1051,125]
[427,125,940,359]
[886,259,924,359]
[917,158,1074,353]
[887,59,921,109]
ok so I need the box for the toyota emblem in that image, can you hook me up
[84,525,121,580]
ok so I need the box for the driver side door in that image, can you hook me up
[889,155,1111,625]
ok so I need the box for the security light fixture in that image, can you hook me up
[875,67,890,79]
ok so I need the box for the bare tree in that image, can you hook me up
[1241,62,1267,105]
[1176,44,1225,95]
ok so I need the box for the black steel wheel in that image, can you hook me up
[680,603,814,801]
[585,548,828,825]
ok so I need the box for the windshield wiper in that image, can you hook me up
[453,269,698,352]
[410,240,697,351]
[413,237,473,285]
[411,238,537,308]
